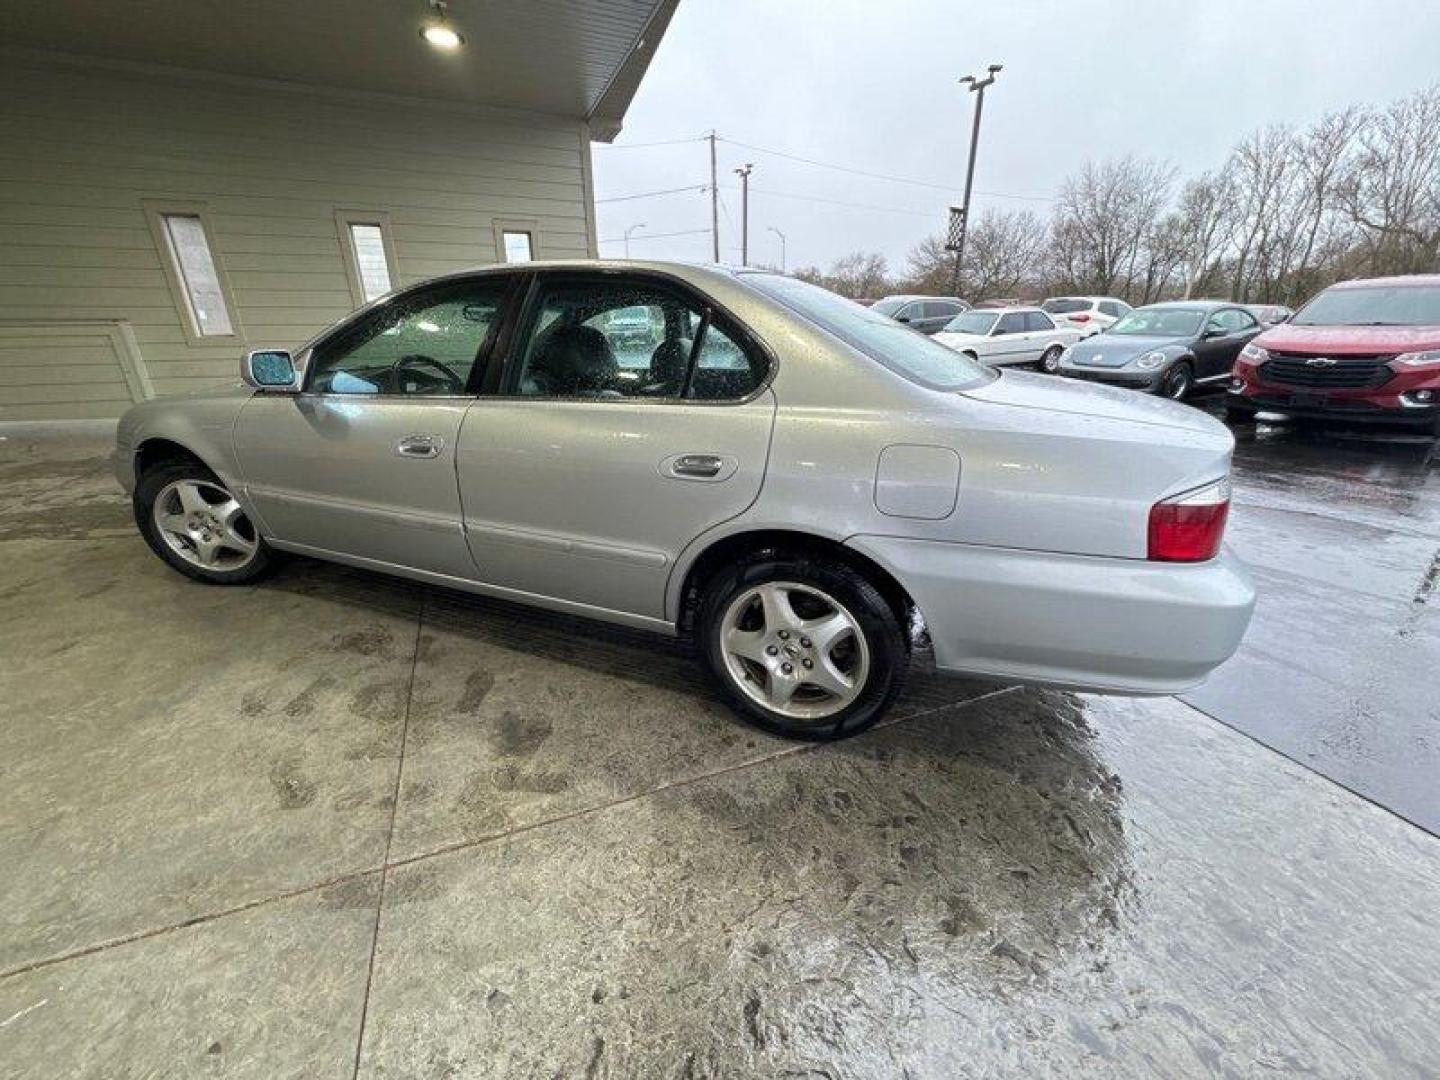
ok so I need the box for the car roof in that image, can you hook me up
[1330,274,1440,289]
[1134,299,1232,311]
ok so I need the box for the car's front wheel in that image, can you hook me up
[1159,361,1193,400]
[697,554,909,740]
[135,462,274,585]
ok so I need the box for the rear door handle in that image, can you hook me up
[396,434,444,458]
[663,453,735,481]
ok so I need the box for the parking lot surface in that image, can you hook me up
[1,420,1437,1078]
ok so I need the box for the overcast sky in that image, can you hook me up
[592,0,1440,274]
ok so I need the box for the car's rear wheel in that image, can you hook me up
[1040,345,1064,373]
[697,554,908,740]
[1160,362,1193,400]
[135,462,274,585]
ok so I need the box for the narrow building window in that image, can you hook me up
[160,214,234,337]
[502,230,534,263]
[348,223,394,301]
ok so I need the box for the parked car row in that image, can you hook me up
[1033,277,1440,435]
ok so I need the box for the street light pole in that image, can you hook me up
[767,226,786,271]
[949,64,1002,296]
[734,163,754,266]
[623,222,646,258]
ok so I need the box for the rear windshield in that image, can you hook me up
[745,274,992,391]
[1042,298,1090,314]
[1291,284,1440,327]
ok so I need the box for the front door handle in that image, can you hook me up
[662,452,731,480]
[396,434,443,459]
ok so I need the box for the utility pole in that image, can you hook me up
[734,163,754,266]
[708,131,720,263]
[948,64,1003,297]
[768,226,786,271]
[623,222,646,258]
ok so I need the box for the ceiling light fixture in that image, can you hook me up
[421,0,464,49]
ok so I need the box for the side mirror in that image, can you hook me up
[895,314,912,324]
[242,348,299,391]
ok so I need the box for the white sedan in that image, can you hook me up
[933,307,1085,369]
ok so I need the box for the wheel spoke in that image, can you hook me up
[765,671,800,708]
[216,499,257,555]
[724,625,770,665]
[192,532,221,565]
[802,611,853,655]
[157,510,190,537]
[806,655,855,699]
[757,583,800,633]
[176,481,210,515]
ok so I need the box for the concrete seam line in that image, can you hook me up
[382,683,1024,874]
[350,591,427,1080]
[0,682,1018,982]
[1174,695,1440,843]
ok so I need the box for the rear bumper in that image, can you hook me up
[846,536,1255,694]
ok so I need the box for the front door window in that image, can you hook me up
[308,280,508,395]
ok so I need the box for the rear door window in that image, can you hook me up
[508,275,767,401]
[995,312,1027,335]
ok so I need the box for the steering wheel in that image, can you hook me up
[392,354,463,393]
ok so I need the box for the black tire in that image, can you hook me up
[1040,345,1064,373]
[134,462,275,585]
[1223,402,1257,425]
[696,552,909,741]
[1159,361,1193,401]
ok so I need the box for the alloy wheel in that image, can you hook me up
[1041,346,1062,373]
[151,479,259,572]
[719,581,870,721]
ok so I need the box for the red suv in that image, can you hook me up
[1226,275,1440,434]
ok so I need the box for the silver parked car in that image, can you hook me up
[116,261,1255,740]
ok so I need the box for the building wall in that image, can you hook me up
[0,57,596,420]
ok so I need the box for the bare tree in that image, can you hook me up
[963,209,1049,300]
[1048,156,1175,298]
[1338,84,1440,275]
[792,252,892,298]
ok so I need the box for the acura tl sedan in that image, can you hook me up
[115,261,1255,740]
[1054,301,1263,399]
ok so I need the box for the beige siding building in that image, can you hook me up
[0,0,677,420]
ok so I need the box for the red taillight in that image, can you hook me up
[1070,313,1091,322]
[1148,479,1231,562]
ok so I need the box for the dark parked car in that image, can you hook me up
[1054,301,1262,400]
[1245,303,1293,327]
[870,295,969,335]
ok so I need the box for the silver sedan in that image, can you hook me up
[115,261,1255,739]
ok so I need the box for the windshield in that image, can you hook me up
[870,298,907,317]
[1108,307,1205,337]
[942,311,999,335]
[1042,298,1089,314]
[1292,284,1440,326]
[745,274,991,391]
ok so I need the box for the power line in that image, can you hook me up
[594,184,706,204]
[597,227,711,244]
[716,135,1052,203]
[719,183,934,218]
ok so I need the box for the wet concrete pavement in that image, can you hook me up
[1186,401,1440,835]
[1,421,1438,1077]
